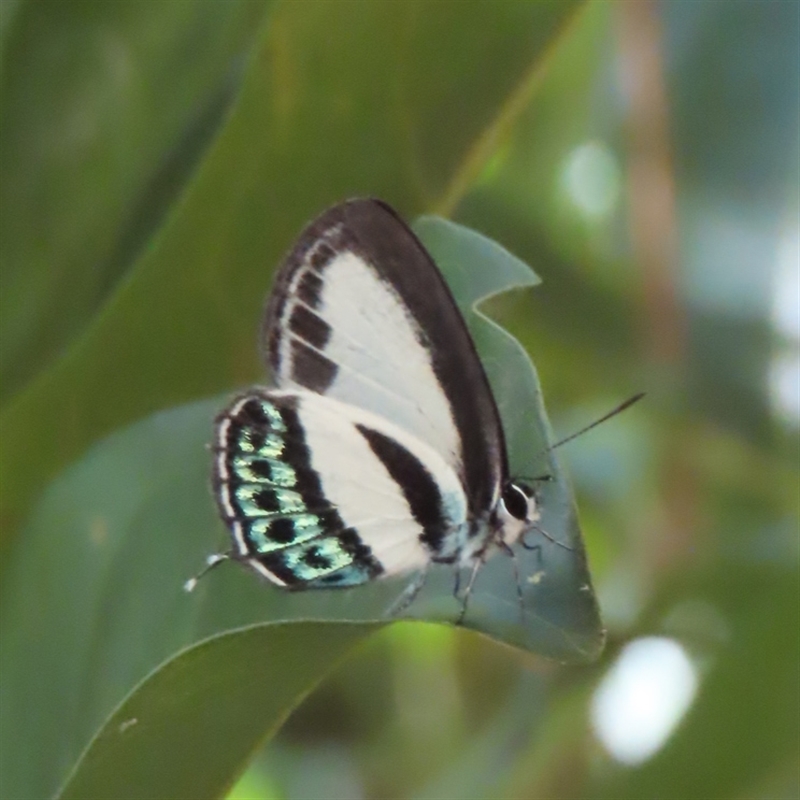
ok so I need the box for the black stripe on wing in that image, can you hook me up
[356,423,451,558]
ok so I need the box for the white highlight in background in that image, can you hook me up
[772,222,800,341]
[562,141,621,219]
[591,637,699,766]
[769,353,800,427]
[770,218,800,427]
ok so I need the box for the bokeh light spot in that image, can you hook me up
[591,637,699,766]
[561,141,621,219]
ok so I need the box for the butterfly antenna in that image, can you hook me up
[184,552,231,593]
[523,524,574,551]
[515,396,644,483]
[547,392,645,452]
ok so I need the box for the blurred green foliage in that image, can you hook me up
[1,1,798,799]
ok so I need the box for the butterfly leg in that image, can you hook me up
[498,540,525,623]
[452,568,461,599]
[521,539,544,568]
[385,562,430,617]
[455,558,484,626]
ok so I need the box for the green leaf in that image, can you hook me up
[415,218,603,661]
[0,0,269,404]
[57,623,380,800]
[0,0,584,551]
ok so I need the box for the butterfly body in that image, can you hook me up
[207,199,540,609]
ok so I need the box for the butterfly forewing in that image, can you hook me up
[262,199,507,518]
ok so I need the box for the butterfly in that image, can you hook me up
[191,198,558,620]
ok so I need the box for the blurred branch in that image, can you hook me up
[435,2,589,219]
[616,1,694,571]
[617,0,684,367]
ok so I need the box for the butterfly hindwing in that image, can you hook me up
[262,199,507,519]
[213,390,471,588]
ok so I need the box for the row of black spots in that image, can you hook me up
[356,424,448,556]
[215,399,318,519]
[218,493,311,529]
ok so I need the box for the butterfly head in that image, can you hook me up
[496,480,540,547]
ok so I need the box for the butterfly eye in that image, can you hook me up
[502,483,530,521]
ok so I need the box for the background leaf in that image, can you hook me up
[57,623,381,800]
[0,0,269,404]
